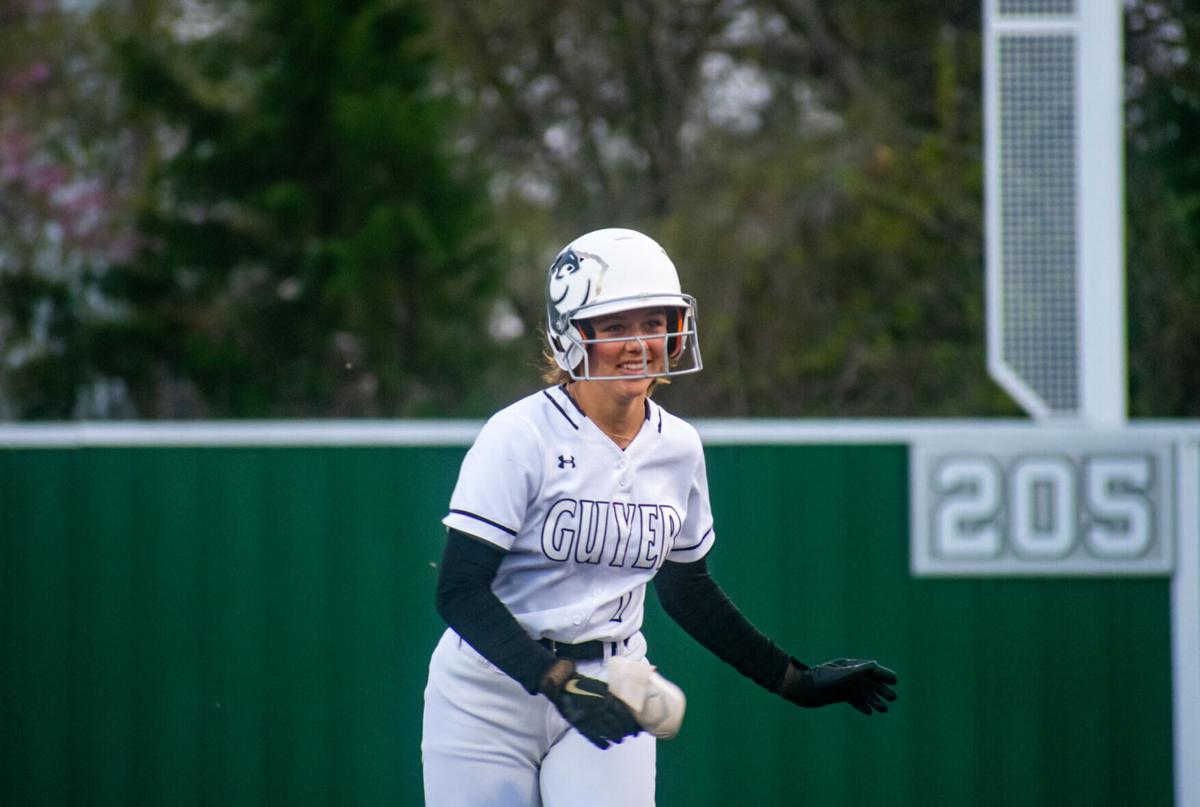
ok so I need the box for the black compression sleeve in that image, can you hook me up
[434,528,559,694]
[653,556,791,693]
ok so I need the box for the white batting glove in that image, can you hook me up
[606,656,687,740]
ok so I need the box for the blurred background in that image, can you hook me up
[1,2,1196,807]
[2,0,1198,422]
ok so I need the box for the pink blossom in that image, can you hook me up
[58,181,106,215]
[28,164,69,193]
[106,231,142,263]
[5,61,53,94]
[1,128,35,179]
[2,0,54,19]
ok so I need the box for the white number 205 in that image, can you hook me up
[933,455,1155,560]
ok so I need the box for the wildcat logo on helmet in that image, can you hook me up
[546,247,609,337]
[542,228,704,381]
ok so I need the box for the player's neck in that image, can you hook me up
[566,381,646,447]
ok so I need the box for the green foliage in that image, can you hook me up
[1126,2,1200,417]
[92,0,513,417]
[432,1,1200,418]
[659,99,1008,416]
[4,0,1199,419]
[434,1,1019,417]
[0,1,143,419]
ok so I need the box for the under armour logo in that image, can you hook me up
[558,455,576,469]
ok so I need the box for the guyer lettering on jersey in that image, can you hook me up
[541,499,682,569]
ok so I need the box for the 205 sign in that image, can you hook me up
[910,433,1175,576]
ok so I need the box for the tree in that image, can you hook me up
[429,0,1017,417]
[0,0,145,418]
[1125,0,1200,417]
[86,0,514,418]
[5,1,1197,419]
[431,0,1200,418]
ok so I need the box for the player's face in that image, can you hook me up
[583,308,669,391]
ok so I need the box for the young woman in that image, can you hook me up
[421,228,898,806]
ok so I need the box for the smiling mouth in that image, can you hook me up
[616,360,652,374]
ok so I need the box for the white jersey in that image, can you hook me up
[442,384,716,645]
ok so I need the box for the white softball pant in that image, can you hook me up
[421,628,657,807]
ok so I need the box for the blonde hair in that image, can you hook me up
[540,347,574,386]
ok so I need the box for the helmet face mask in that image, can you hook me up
[545,229,703,381]
[557,298,701,381]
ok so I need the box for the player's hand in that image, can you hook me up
[779,657,898,715]
[540,660,642,749]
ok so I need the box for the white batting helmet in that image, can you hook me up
[544,228,702,380]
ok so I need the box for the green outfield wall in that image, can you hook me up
[0,438,1174,806]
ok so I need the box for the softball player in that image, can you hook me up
[421,228,898,806]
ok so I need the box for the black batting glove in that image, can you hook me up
[779,657,899,715]
[540,660,643,749]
